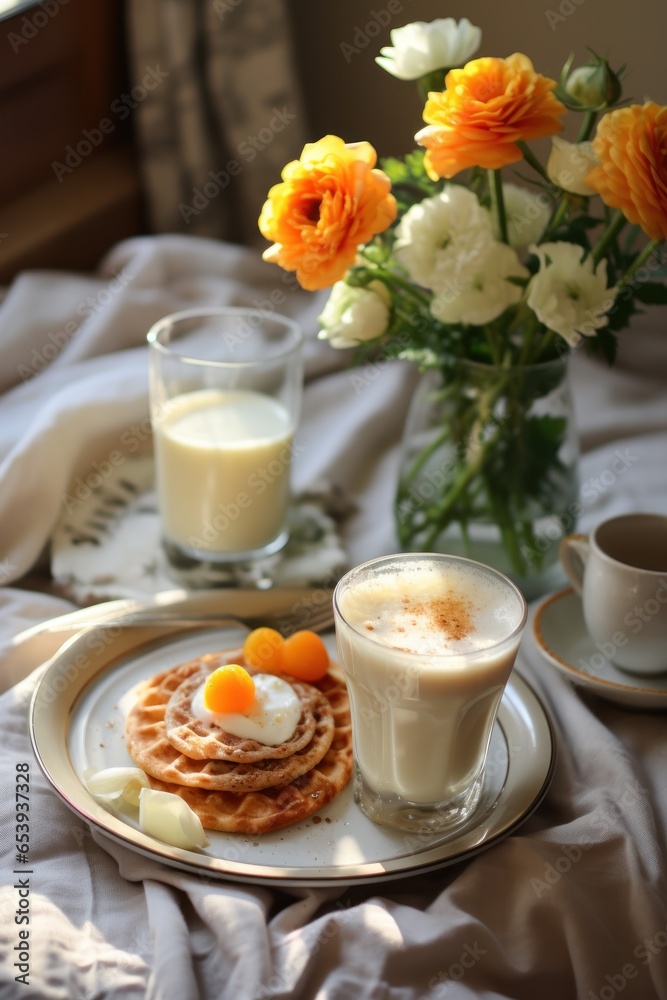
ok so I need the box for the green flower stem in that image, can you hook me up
[591,210,626,265]
[417,69,448,104]
[419,416,527,575]
[503,302,534,340]
[483,323,504,366]
[394,304,429,330]
[397,427,450,491]
[485,483,527,576]
[543,198,570,241]
[618,238,664,287]
[489,169,508,244]
[420,439,493,550]
[418,373,516,549]
[517,142,551,182]
[403,356,569,579]
[370,265,433,306]
[517,313,542,365]
[576,110,597,143]
[532,327,557,359]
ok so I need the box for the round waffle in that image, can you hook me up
[164,663,319,763]
[146,672,353,834]
[125,652,336,794]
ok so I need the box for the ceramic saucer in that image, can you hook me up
[533,588,667,709]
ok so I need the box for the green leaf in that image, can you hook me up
[605,287,641,333]
[403,149,428,177]
[380,150,429,185]
[380,150,441,209]
[586,324,618,365]
[548,214,602,252]
[380,156,411,185]
[622,223,642,255]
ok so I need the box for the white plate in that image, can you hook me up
[533,588,667,709]
[30,591,555,887]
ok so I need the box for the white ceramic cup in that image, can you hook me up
[560,513,667,675]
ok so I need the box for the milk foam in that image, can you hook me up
[338,559,524,656]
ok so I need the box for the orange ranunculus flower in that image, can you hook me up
[586,102,667,242]
[258,135,397,291]
[415,53,566,179]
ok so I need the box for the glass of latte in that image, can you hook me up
[333,553,527,832]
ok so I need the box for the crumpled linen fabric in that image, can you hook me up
[0,234,666,999]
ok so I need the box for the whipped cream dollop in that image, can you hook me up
[192,672,301,746]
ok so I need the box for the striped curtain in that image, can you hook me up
[125,0,307,245]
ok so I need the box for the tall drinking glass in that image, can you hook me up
[334,553,527,832]
[148,307,303,573]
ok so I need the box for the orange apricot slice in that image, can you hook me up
[203,664,255,714]
[242,627,285,673]
[280,630,329,682]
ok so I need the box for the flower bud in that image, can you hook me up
[547,137,598,196]
[564,57,622,109]
[497,183,551,251]
[318,279,391,349]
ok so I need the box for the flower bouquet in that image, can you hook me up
[258,17,667,595]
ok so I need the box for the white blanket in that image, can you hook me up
[1,235,666,1000]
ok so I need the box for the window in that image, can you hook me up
[0,0,143,283]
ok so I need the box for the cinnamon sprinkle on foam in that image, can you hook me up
[404,594,474,642]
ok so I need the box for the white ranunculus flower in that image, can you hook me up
[527,242,618,347]
[495,184,551,253]
[394,186,494,290]
[375,18,482,81]
[317,279,391,348]
[430,242,529,326]
[546,136,598,196]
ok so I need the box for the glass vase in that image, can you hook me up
[394,356,579,600]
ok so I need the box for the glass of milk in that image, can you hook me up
[147,307,303,575]
[333,553,527,832]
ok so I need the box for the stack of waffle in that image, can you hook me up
[125,650,353,834]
